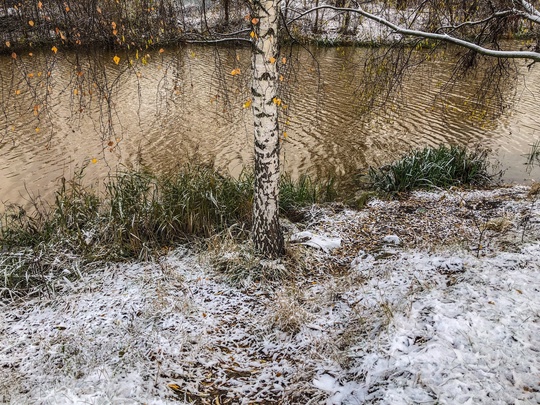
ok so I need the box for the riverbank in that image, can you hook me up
[1,184,539,404]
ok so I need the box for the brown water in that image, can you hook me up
[1,45,539,209]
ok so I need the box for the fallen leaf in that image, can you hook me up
[230,68,241,76]
[168,383,182,392]
[243,99,252,109]
[113,55,120,65]
[51,46,58,54]
[28,20,35,27]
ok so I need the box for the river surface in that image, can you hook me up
[1,45,539,209]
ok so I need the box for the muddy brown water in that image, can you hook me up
[1,45,539,210]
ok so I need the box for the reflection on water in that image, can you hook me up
[0,45,539,209]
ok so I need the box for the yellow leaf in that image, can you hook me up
[73,88,78,95]
[159,48,165,54]
[112,21,117,30]
[5,41,10,47]
[279,75,284,82]
[28,52,33,56]
[65,5,70,12]
[243,99,252,109]
[272,97,281,106]
[112,29,118,36]
[113,55,120,65]
[37,71,42,77]
[28,73,34,78]
[230,68,241,76]
[250,31,256,39]
[283,131,288,138]
[15,89,20,95]
[38,1,43,9]
[168,384,181,392]
[51,46,58,54]
[91,158,98,164]
[269,57,276,64]
[35,127,40,133]
[28,20,35,27]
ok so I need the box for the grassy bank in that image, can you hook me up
[1,145,500,298]
[0,164,335,298]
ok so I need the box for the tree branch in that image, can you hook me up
[185,37,252,44]
[289,5,540,62]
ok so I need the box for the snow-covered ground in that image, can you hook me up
[1,185,539,404]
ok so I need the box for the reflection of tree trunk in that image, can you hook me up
[251,0,285,258]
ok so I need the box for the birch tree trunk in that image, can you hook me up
[250,0,285,258]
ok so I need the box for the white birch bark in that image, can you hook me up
[250,0,285,257]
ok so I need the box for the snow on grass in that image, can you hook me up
[1,186,539,404]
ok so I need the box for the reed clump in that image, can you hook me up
[369,145,499,193]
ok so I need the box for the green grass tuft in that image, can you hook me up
[524,138,540,169]
[369,145,499,193]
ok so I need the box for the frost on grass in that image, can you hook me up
[1,186,540,404]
